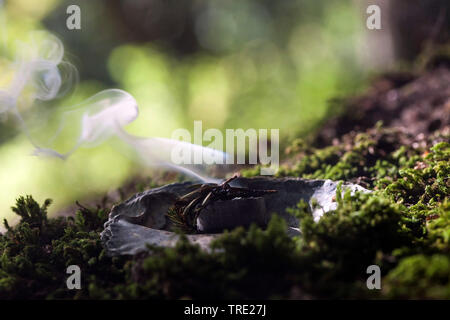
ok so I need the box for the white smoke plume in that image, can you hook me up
[0,31,228,182]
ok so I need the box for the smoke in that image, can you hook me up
[0,31,228,182]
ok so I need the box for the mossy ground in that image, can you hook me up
[1,124,448,299]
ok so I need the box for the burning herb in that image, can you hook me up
[167,175,277,233]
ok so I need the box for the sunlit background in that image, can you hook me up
[1,0,446,223]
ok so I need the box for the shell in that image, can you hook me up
[100,177,368,256]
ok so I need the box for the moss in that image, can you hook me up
[425,200,450,253]
[384,254,450,299]
[0,196,127,299]
[383,142,449,205]
[1,126,449,299]
[245,125,449,189]
[112,215,300,299]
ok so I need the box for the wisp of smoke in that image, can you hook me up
[0,31,228,182]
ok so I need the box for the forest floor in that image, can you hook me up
[0,59,449,299]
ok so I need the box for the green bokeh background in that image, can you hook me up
[0,0,373,222]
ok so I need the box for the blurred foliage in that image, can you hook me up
[0,0,371,221]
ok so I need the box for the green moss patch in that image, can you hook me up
[1,126,449,299]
